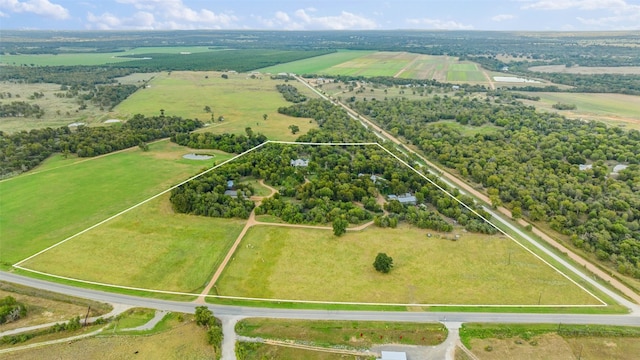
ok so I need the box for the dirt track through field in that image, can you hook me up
[195,179,380,303]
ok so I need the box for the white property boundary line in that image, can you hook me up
[14,140,606,307]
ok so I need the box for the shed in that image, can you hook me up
[227,180,234,189]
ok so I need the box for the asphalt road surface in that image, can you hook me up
[1,272,638,327]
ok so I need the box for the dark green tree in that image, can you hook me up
[195,306,214,327]
[373,253,393,273]
[288,124,300,134]
[332,217,348,236]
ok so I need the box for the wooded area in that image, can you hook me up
[352,96,640,277]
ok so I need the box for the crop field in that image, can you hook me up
[115,71,318,140]
[0,140,231,267]
[0,46,217,66]
[214,225,600,305]
[518,92,640,130]
[259,50,375,75]
[0,82,109,133]
[20,194,245,293]
[263,51,489,82]
[446,63,487,82]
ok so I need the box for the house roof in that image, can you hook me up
[290,159,309,167]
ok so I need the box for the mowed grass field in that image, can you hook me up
[0,46,217,66]
[519,92,640,130]
[21,194,245,293]
[214,225,600,305]
[0,140,231,267]
[115,71,318,141]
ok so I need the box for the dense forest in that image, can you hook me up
[351,96,640,278]
[0,114,202,178]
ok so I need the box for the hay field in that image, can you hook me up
[215,225,600,305]
[0,140,229,267]
[115,71,318,141]
[20,193,245,293]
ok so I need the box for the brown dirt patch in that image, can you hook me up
[470,333,574,360]
[2,321,216,360]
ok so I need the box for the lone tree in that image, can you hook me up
[195,306,214,327]
[332,217,348,236]
[288,124,300,134]
[373,253,393,273]
[263,113,268,121]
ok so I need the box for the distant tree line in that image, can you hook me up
[171,130,267,153]
[0,114,202,178]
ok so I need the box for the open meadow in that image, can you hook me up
[115,71,318,140]
[20,194,245,293]
[259,50,375,75]
[519,92,640,130]
[0,140,231,268]
[214,225,601,305]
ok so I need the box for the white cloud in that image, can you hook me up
[88,0,237,29]
[0,10,7,17]
[521,0,640,29]
[275,11,289,23]
[0,0,69,19]
[254,9,376,30]
[491,14,516,22]
[522,0,631,10]
[406,17,473,30]
[87,11,155,30]
[293,9,377,30]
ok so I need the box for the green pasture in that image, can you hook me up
[0,46,216,66]
[215,225,601,305]
[115,71,318,140]
[236,318,447,347]
[0,140,231,267]
[519,92,640,129]
[258,50,375,75]
[20,193,245,292]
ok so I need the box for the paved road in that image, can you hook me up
[1,273,638,327]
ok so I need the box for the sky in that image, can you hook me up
[0,0,639,31]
